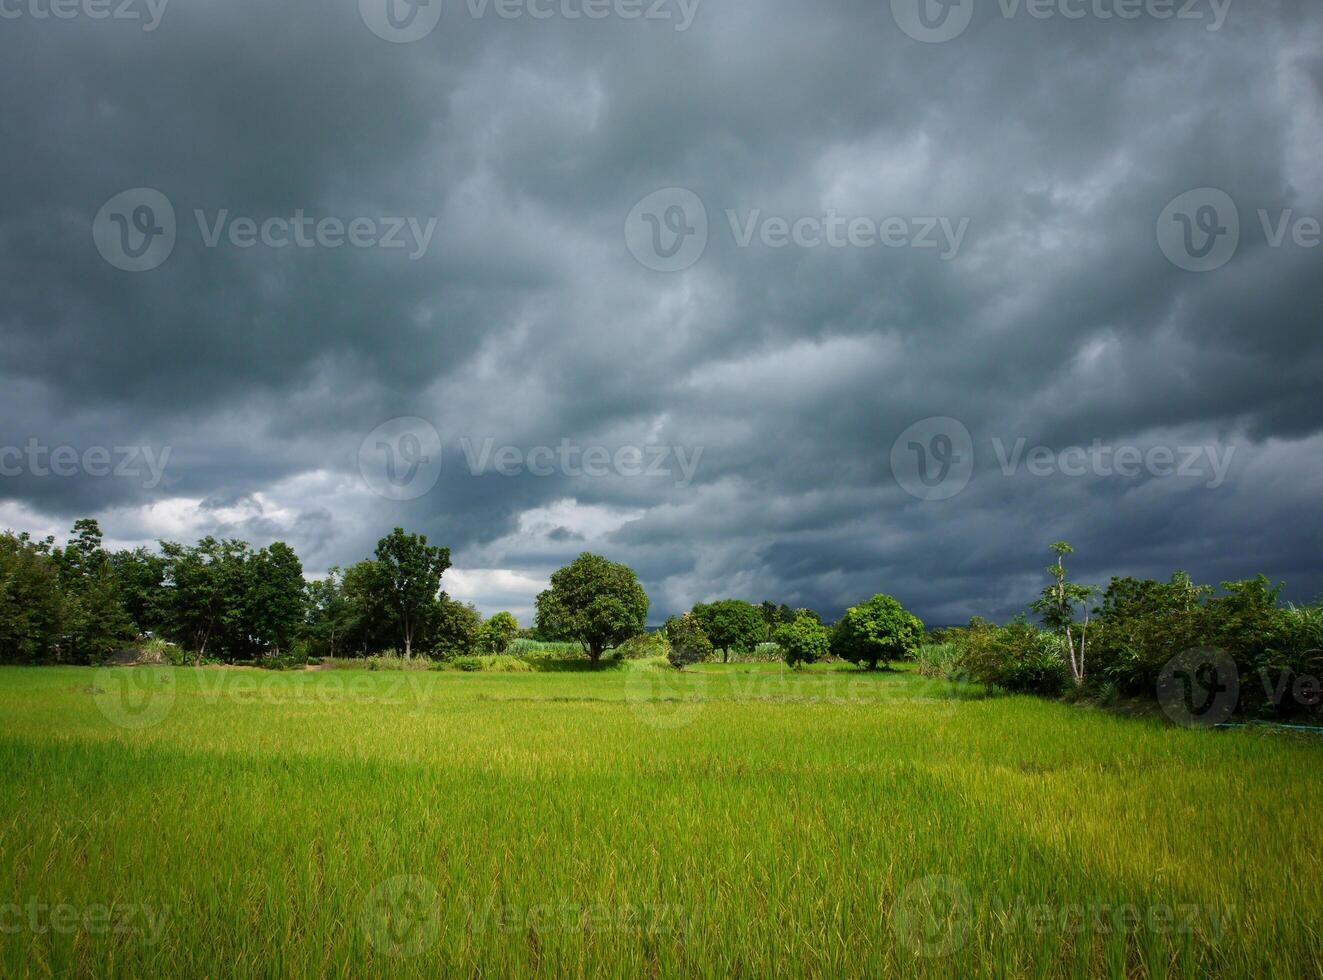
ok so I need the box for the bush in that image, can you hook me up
[614,633,670,660]
[915,643,963,679]
[665,614,713,668]
[446,655,533,673]
[478,612,520,654]
[957,619,1069,695]
[831,594,924,669]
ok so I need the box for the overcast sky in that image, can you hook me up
[2,0,1321,625]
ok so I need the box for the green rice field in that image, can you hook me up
[1,662,1319,978]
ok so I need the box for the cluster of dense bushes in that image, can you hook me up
[922,544,1322,722]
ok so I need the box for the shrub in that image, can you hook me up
[478,612,520,654]
[775,615,830,669]
[831,594,924,669]
[665,614,713,669]
[446,655,533,673]
[957,619,1069,695]
[614,633,670,660]
[915,643,963,679]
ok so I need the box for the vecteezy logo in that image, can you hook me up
[1157,647,1240,728]
[625,188,709,273]
[890,0,975,43]
[358,418,444,501]
[359,875,442,958]
[91,666,177,729]
[890,417,975,502]
[359,0,443,42]
[1157,188,1240,273]
[891,875,972,958]
[93,188,177,273]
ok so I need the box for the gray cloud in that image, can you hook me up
[2,0,1321,625]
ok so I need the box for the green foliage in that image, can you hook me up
[429,594,482,659]
[108,547,166,634]
[156,535,307,665]
[54,520,136,665]
[303,567,353,659]
[535,553,650,665]
[664,613,713,668]
[1089,573,1321,720]
[478,611,520,654]
[613,632,669,660]
[830,594,924,669]
[374,528,451,659]
[775,615,831,668]
[1028,541,1094,687]
[915,642,963,679]
[957,618,1070,695]
[0,531,64,663]
[691,600,765,663]
[446,654,534,673]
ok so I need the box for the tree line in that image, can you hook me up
[0,520,486,666]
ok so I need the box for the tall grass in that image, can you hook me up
[0,664,1319,978]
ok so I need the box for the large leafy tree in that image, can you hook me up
[340,559,394,655]
[831,593,924,670]
[535,553,650,666]
[243,541,306,658]
[0,531,64,664]
[158,537,251,665]
[109,547,166,634]
[691,599,765,663]
[54,519,135,664]
[374,528,451,659]
[304,567,353,658]
[429,593,482,657]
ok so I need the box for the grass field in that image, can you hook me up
[1,662,1319,978]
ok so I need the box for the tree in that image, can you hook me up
[341,560,393,655]
[243,542,306,658]
[0,531,64,664]
[304,568,353,658]
[691,600,765,663]
[1029,542,1094,687]
[831,593,924,670]
[535,553,650,666]
[54,519,134,664]
[109,547,166,634]
[478,612,520,654]
[429,593,481,657]
[158,537,250,665]
[374,528,451,659]
[776,614,831,668]
[665,613,713,668]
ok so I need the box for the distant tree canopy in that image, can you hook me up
[535,553,649,665]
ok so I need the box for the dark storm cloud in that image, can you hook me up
[2,0,1321,623]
